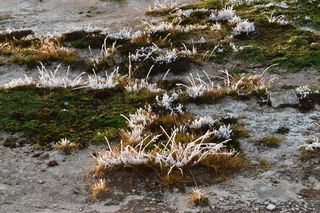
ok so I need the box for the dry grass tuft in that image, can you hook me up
[299,137,320,160]
[159,172,185,188]
[9,38,76,65]
[257,158,271,171]
[254,135,283,148]
[146,0,181,16]
[200,153,247,175]
[178,69,275,102]
[54,138,79,154]
[191,188,208,206]
[91,179,111,201]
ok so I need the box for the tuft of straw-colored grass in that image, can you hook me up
[146,0,182,16]
[191,188,208,206]
[54,138,79,154]
[178,68,276,101]
[299,137,320,160]
[254,135,283,148]
[91,179,111,201]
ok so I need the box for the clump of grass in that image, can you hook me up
[254,135,283,148]
[91,179,111,201]
[147,112,193,133]
[146,0,182,16]
[0,15,12,21]
[231,121,250,139]
[92,93,247,187]
[8,38,77,67]
[178,69,275,103]
[0,28,33,41]
[94,129,234,176]
[299,138,320,160]
[199,154,247,174]
[3,138,17,148]
[54,138,79,154]
[191,188,208,206]
[257,158,271,171]
[300,148,320,160]
[86,40,117,71]
[160,173,184,189]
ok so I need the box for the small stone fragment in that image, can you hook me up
[269,90,299,108]
[47,160,59,167]
[267,203,276,211]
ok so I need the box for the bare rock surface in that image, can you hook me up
[0,0,197,32]
[184,98,320,212]
[0,140,177,213]
[269,90,300,108]
[0,0,151,32]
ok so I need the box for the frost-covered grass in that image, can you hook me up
[178,70,275,102]
[54,138,79,154]
[295,86,319,100]
[0,37,77,66]
[266,11,289,25]
[92,89,246,181]
[209,7,236,21]
[146,0,182,15]
[299,137,320,160]
[2,63,85,89]
[299,137,320,151]
[2,75,34,89]
[0,0,318,73]
[191,188,208,206]
[86,68,120,90]
[1,0,319,198]
[125,78,162,93]
[0,64,162,94]
[94,127,235,176]
[37,63,84,88]
[146,21,190,34]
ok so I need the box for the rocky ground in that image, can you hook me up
[1,0,320,213]
[1,96,320,212]
[0,0,152,32]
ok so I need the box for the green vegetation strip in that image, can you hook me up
[0,87,153,148]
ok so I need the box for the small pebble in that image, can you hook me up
[267,203,276,211]
[47,160,59,167]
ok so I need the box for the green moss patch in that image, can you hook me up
[0,87,153,148]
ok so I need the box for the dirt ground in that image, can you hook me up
[1,97,320,212]
[0,0,152,32]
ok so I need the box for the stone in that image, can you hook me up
[269,90,299,108]
[47,160,59,167]
[0,183,10,191]
[40,153,49,160]
[266,203,276,211]
[49,151,66,162]
[172,188,179,193]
